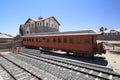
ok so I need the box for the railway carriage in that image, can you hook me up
[21,30,106,57]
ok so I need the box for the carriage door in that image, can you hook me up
[92,36,97,50]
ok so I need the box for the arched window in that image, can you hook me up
[51,24,53,28]
[40,22,41,27]
[38,23,39,27]
[56,25,58,29]
[46,22,48,27]
[27,31,29,34]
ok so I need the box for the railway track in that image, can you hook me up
[10,50,120,80]
[0,64,14,80]
[23,49,112,71]
[0,54,61,80]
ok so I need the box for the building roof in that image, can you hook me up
[104,29,120,33]
[24,16,60,25]
[0,34,13,38]
[24,18,35,24]
[104,30,111,33]
[115,29,120,32]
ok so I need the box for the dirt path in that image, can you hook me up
[102,51,120,73]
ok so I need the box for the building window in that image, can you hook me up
[56,25,58,29]
[26,24,28,27]
[38,22,41,27]
[106,33,108,36]
[51,24,53,28]
[29,24,30,27]
[27,31,29,34]
[32,23,34,27]
[40,22,41,27]
[119,32,120,35]
[84,38,89,44]
[37,23,39,27]
[46,22,48,27]
[116,32,119,35]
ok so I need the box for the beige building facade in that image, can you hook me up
[21,16,60,35]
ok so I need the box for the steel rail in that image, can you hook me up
[0,55,42,80]
[0,64,17,80]
[20,53,118,80]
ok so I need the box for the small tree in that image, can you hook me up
[100,27,104,32]
[19,24,23,35]
[100,27,107,32]
[104,28,107,31]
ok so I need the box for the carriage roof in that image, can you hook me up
[21,30,101,37]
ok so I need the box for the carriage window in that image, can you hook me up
[29,38,31,41]
[53,38,56,42]
[69,38,73,43]
[47,38,50,42]
[32,39,34,42]
[39,38,41,42]
[58,38,61,43]
[43,37,45,40]
[84,38,89,44]
[36,38,38,42]
[23,38,25,41]
[64,38,67,43]
[27,38,28,41]
[77,37,81,44]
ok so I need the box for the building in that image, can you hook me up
[21,16,60,35]
[0,33,13,49]
[98,29,120,41]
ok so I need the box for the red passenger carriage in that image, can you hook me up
[21,30,106,57]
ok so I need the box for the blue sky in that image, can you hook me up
[0,0,120,36]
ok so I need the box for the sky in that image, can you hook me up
[0,0,120,36]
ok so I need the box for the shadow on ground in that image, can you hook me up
[41,51,108,66]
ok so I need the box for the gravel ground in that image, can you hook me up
[101,51,120,74]
[101,41,120,74]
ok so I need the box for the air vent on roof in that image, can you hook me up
[38,17,43,20]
